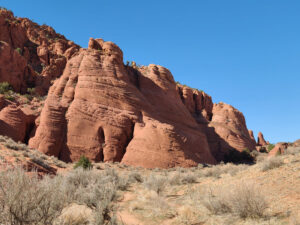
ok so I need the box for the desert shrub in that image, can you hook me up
[30,156,52,170]
[27,87,35,95]
[24,93,33,101]
[104,168,130,191]
[169,172,198,185]
[285,146,300,155]
[53,158,67,168]
[128,171,143,183]
[0,167,122,225]
[74,155,93,170]
[0,168,67,225]
[260,156,284,171]
[169,173,182,185]
[4,139,19,150]
[0,82,13,94]
[203,181,268,219]
[62,168,122,224]
[2,137,29,151]
[4,94,15,101]
[224,148,254,163]
[0,135,8,142]
[267,144,275,152]
[129,190,176,221]
[0,82,16,101]
[143,174,167,195]
[201,163,248,179]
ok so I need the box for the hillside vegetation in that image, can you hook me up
[0,136,300,225]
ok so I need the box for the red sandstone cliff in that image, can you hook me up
[0,9,258,168]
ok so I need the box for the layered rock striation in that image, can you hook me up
[1,10,259,168]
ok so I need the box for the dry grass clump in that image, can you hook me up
[128,171,143,183]
[285,146,300,155]
[0,167,66,225]
[0,135,68,169]
[169,172,198,185]
[203,181,268,219]
[260,156,284,171]
[201,163,248,178]
[0,135,28,151]
[143,174,167,195]
[0,167,128,225]
[129,190,176,221]
[30,156,52,170]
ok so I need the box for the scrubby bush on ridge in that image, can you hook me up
[74,155,93,170]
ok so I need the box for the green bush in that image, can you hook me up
[267,144,275,152]
[27,87,35,95]
[0,82,13,94]
[74,156,93,170]
[0,82,16,101]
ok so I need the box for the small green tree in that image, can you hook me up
[74,156,93,170]
[0,82,13,94]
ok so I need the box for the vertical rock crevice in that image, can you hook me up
[120,121,135,162]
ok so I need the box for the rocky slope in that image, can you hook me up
[0,9,262,168]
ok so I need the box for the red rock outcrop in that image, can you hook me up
[177,85,213,123]
[268,143,288,156]
[0,9,79,95]
[1,10,260,168]
[257,131,268,146]
[29,38,216,168]
[248,130,256,144]
[209,103,256,152]
[0,104,38,142]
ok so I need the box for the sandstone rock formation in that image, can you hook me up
[269,142,289,156]
[29,38,217,168]
[257,131,268,146]
[210,103,256,152]
[0,9,79,95]
[248,130,256,144]
[1,9,259,168]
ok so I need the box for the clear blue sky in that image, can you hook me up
[1,0,299,143]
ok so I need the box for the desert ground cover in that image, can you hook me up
[0,135,299,225]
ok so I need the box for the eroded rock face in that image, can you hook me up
[1,10,260,168]
[29,38,216,168]
[177,85,213,123]
[0,103,38,142]
[257,132,268,146]
[269,143,288,156]
[248,130,256,144]
[208,103,256,153]
[0,9,79,95]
